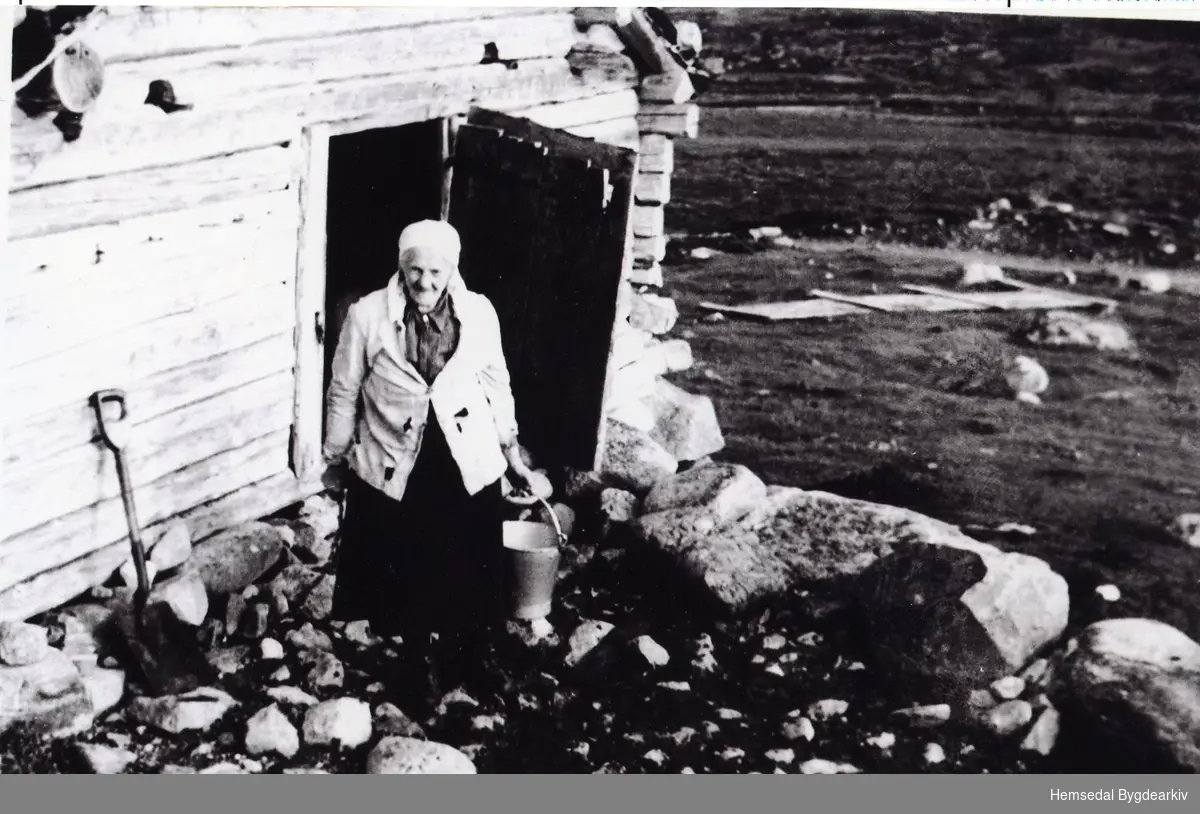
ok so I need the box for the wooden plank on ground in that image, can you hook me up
[809,289,897,313]
[698,299,866,322]
[0,430,291,598]
[9,145,296,240]
[0,468,320,623]
[6,288,295,422]
[1,374,296,544]
[3,333,294,471]
[902,284,1010,311]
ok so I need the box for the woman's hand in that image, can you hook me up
[503,443,552,502]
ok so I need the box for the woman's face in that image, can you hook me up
[399,246,454,312]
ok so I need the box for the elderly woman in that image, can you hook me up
[322,219,551,711]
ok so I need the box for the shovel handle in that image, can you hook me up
[89,389,129,452]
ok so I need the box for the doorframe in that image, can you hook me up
[290,117,459,482]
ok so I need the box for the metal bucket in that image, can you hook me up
[502,496,566,621]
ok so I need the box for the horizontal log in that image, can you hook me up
[1,373,296,546]
[634,170,671,205]
[573,8,625,29]
[633,234,668,264]
[82,6,542,64]
[0,434,300,621]
[6,286,296,423]
[12,56,639,195]
[518,89,640,131]
[7,227,297,369]
[566,117,641,150]
[639,69,696,105]
[638,103,700,138]
[633,204,666,238]
[4,333,295,471]
[639,134,675,173]
[7,191,291,285]
[9,145,296,240]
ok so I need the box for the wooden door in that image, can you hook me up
[447,108,637,471]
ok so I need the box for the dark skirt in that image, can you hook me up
[330,416,507,642]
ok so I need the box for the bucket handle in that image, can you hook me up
[533,495,568,545]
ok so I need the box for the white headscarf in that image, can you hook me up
[398,219,462,267]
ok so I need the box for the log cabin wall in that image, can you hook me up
[3,5,647,623]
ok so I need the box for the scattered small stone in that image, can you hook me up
[995,522,1037,536]
[990,676,1026,701]
[644,749,667,766]
[375,703,426,738]
[199,763,244,774]
[366,682,385,695]
[344,620,378,647]
[764,664,785,677]
[721,747,745,761]
[891,704,951,727]
[924,743,947,765]
[717,708,743,720]
[266,686,318,707]
[796,632,822,647]
[287,622,333,653]
[572,742,591,759]
[762,634,786,651]
[1019,658,1051,688]
[846,661,866,672]
[506,618,559,648]
[260,638,285,660]
[302,698,373,749]
[800,758,860,775]
[782,718,816,742]
[240,603,270,639]
[78,665,126,718]
[304,651,345,690]
[1021,706,1060,756]
[984,700,1034,736]
[207,645,250,676]
[299,575,336,622]
[565,620,615,668]
[161,764,197,774]
[691,633,719,674]
[127,688,237,734]
[271,667,291,683]
[703,721,721,738]
[766,748,795,764]
[224,594,248,636]
[472,714,505,732]
[1170,514,1200,549]
[671,727,697,745]
[75,742,137,774]
[969,689,997,710]
[751,654,766,665]
[624,732,645,744]
[367,737,476,773]
[245,704,300,758]
[807,699,849,721]
[659,681,691,691]
[866,732,896,750]
[635,635,670,667]
[680,767,696,774]
[436,689,480,716]
[1095,584,1121,602]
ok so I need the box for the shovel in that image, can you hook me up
[89,389,216,696]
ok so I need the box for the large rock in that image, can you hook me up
[0,648,94,737]
[186,522,288,595]
[148,520,193,572]
[641,462,765,520]
[110,570,209,626]
[302,698,372,748]
[599,418,678,494]
[638,379,725,462]
[633,487,1068,683]
[628,291,679,336]
[78,664,125,717]
[1055,618,1200,771]
[269,564,325,608]
[366,736,476,774]
[1024,310,1133,352]
[0,621,51,666]
[127,687,237,734]
[245,704,300,758]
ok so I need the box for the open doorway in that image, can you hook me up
[323,119,446,411]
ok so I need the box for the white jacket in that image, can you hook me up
[323,273,519,500]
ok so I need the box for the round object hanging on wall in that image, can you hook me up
[50,40,105,113]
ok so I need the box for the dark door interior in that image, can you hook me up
[447,108,637,471]
[324,120,445,409]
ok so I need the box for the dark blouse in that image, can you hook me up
[402,290,460,384]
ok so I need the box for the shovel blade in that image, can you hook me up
[115,599,217,696]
